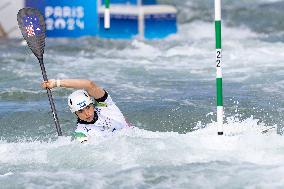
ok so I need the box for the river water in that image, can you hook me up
[0,0,284,188]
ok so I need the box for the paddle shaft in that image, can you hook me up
[38,58,62,136]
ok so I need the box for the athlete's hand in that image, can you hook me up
[41,79,56,89]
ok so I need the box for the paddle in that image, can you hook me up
[17,7,62,136]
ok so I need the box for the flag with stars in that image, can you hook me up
[23,15,42,37]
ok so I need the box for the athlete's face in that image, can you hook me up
[75,104,95,122]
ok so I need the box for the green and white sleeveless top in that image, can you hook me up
[74,91,129,142]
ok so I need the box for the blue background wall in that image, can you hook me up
[99,14,138,38]
[25,0,176,39]
[145,13,177,39]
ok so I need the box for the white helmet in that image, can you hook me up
[68,90,94,113]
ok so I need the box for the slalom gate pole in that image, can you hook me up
[215,0,224,135]
[104,0,110,29]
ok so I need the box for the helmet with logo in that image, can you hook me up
[68,90,94,113]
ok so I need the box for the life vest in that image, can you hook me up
[73,91,129,142]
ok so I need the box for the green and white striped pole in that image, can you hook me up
[215,0,224,135]
[104,0,110,29]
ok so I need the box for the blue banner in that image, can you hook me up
[25,0,98,37]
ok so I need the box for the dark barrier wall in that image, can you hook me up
[142,0,157,5]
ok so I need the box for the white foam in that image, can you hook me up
[116,40,162,60]
[0,172,14,177]
[0,116,281,169]
[0,116,282,188]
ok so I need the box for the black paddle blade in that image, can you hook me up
[17,7,46,59]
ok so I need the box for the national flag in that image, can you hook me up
[22,15,42,37]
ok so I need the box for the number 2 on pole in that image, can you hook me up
[216,50,222,67]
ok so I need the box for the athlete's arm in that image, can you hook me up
[41,79,105,99]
